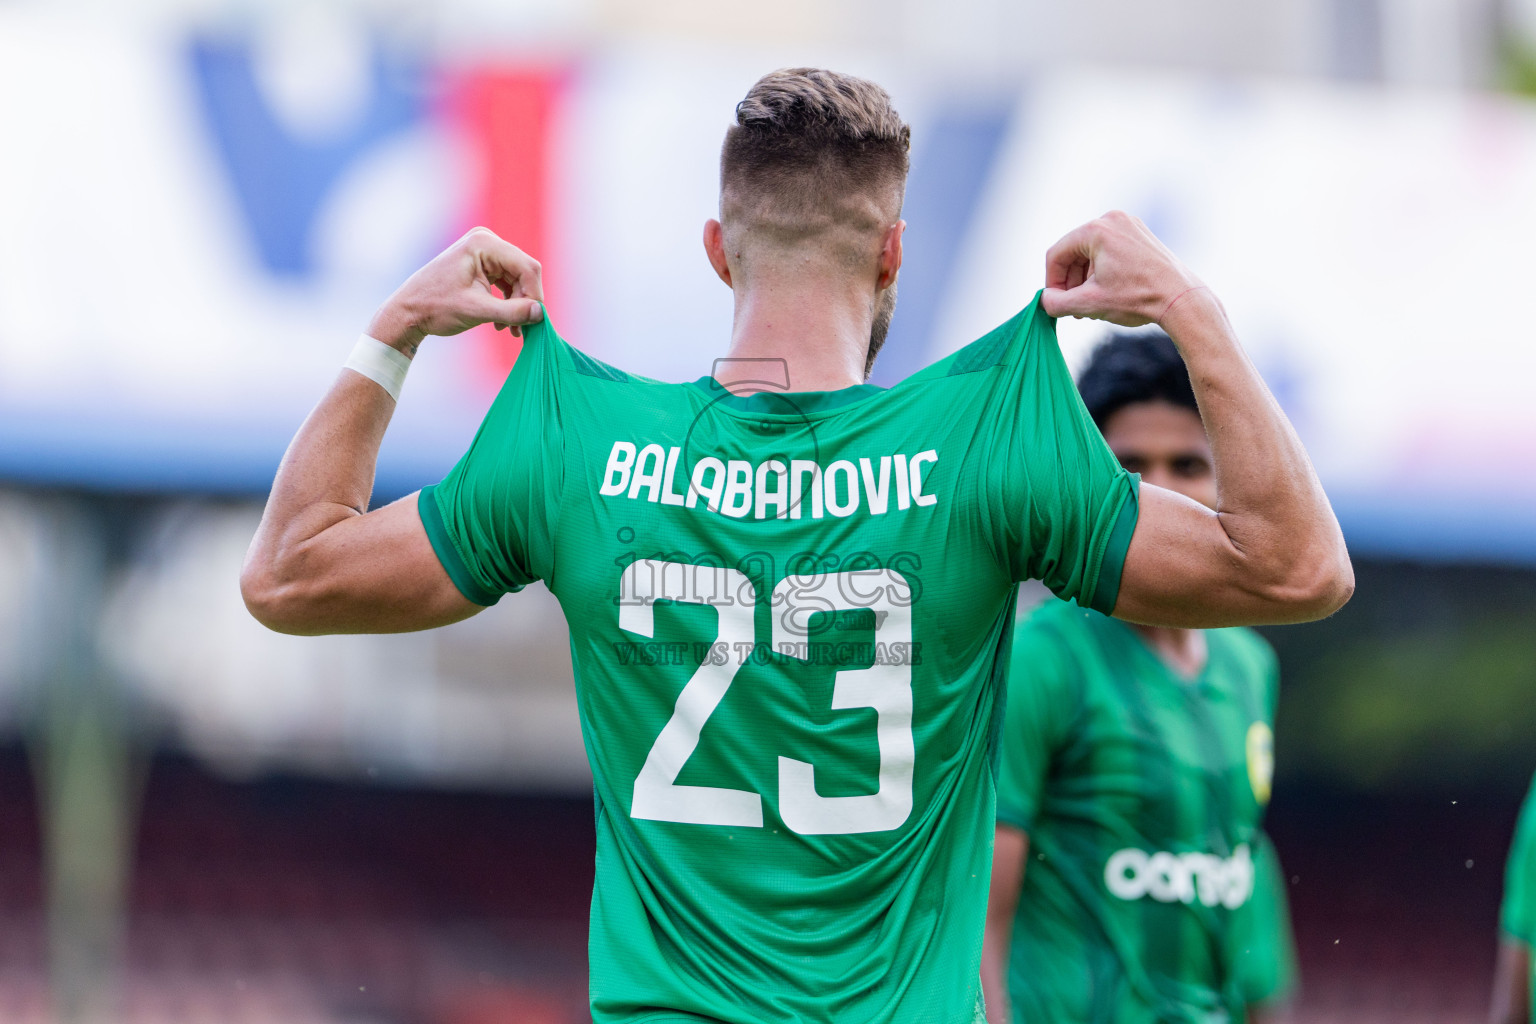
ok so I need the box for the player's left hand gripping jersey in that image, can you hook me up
[419,293,1138,1024]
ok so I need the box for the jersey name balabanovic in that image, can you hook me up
[996,599,1296,1023]
[1501,773,1536,1023]
[419,294,1137,1023]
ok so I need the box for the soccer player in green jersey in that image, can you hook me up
[980,332,1298,1024]
[241,69,1352,1023]
[1491,773,1536,1023]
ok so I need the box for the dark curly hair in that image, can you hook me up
[1077,330,1198,429]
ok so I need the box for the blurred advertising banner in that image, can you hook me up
[1,11,1532,558]
[957,70,1536,563]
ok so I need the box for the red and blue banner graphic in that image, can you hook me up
[1,15,1534,559]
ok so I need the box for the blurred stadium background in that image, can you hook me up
[1,0,1535,1020]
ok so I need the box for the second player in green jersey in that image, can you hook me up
[984,333,1297,1024]
[991,600,1296,1022]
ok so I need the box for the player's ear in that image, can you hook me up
[703,219,732,287]
[876,219,905,291]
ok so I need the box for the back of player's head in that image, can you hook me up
[721,69,910,267]
[1077,330,1199,429]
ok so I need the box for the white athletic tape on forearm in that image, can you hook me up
[343,335,412,402]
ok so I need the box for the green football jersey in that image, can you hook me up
[1500,773,1536,1023]
[418,294,1138,1023]
[995,598,1297,1023]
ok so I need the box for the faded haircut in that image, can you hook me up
[720,68,910,264]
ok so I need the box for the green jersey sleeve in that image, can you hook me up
[980,300,1139,615]
[1234,832,1300,1006]
[418,320,566,605]
[1502,774,1536,946]
[994,604,1081,832]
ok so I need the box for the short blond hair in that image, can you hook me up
[721,69,910,257]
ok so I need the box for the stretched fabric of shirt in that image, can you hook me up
[995,598,1298,1024]
[419,294,1139,1024]
[1501,772,1536,1024]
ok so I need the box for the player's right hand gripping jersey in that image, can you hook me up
[997,599,1298,1023]
[1501,773,1536,1023]
[418,294,1137,1024]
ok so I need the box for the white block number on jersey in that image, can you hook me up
[772,571,914,835]
[619,560,915,835]
[621,560,764,827]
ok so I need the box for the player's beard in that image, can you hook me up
[863,283,898,380]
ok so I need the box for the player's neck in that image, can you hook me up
[717,274,871,394]
[1133,625,1208,680]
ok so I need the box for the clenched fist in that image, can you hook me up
[1041,211,1208,328]
[366,227,546,356]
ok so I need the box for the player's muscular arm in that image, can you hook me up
[1043,212,1353,627]
[241,228,544,635]
[982,824,1028,1024]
